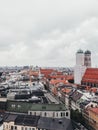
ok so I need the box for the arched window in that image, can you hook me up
[44,112,47,117]
[66,112,68,117]
[30,112,32,115]
[61,112,63,117]
[34,112,36,115]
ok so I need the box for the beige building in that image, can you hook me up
[3,114,39,130]
[4,122,37,130]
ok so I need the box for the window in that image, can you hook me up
[25,127,27,130]
[34,112,36,115]
[85,58,87,61]
[44,112,47,117]
[18,105,21,108]
[11,126,13,130]
[32,128,35,130]
[12,104,15,108]
[30,112,32,115]
[66,112,68,117]
[61,112,62,117]
[15,126,17,130]
[21,127,24,130]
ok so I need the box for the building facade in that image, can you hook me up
[28,110,70,119]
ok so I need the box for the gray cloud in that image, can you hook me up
[0,0,98,66]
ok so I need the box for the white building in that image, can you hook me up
[74,65,86,84]
[28,110,70,119]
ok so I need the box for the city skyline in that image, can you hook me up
[0,0,98,67]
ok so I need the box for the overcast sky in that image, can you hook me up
[0,0,98,67]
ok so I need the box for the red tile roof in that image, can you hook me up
[89,107,98,115]
[61,88,71,94]
[40,69,66,79]
[90,87,97,93]
[50,79,67,85]
[40,69,54,78]
[50,75,67,79]
[82,68,98,83]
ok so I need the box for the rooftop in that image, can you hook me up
[5,114,40,127]
[7,100,67,113]
[38,117,73,130]
[61,88,72,94]
[70,90,83,102]
[82,68,98,83]
[4,114,17,122]
[89,107,98,115]
[15,115,40,127]
[50,79,67,86]
[4,114,73,130]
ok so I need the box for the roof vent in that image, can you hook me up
[59,120,62,124]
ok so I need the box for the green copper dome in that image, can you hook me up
[77,49,83,54]
[85,50,91,54]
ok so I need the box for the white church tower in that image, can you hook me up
[84,50,91,68]
[76,49,84,66]
[74,49,86,84]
